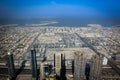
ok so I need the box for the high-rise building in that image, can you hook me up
[40,63,51,80]
[40,63,44,80]
[89,54,103,80]
[74,48,103,80]
[7,52,16,80]
[55,53,62,76]
[74,51,86,80]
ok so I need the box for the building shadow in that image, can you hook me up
[16,60,26,75]
[72,60,74,74]
[85,63,90,80]
[60,54,66,80]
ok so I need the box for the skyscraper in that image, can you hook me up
[40,63,44,80]
[55,53,62,76]
[74,51,86,80]
[89,54,102,80]
[74,48,102,80]
[7,52,15,80]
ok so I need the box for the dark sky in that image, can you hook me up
[0,0,120,19]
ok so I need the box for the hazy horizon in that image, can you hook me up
[0,0,120,27]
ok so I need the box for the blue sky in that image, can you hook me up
[0,0,120,18]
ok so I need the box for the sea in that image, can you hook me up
[0,17,120,27]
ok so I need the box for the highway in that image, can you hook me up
[23,33,41,60]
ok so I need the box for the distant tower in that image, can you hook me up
[7,52,15,80]
[30,48,37,79]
